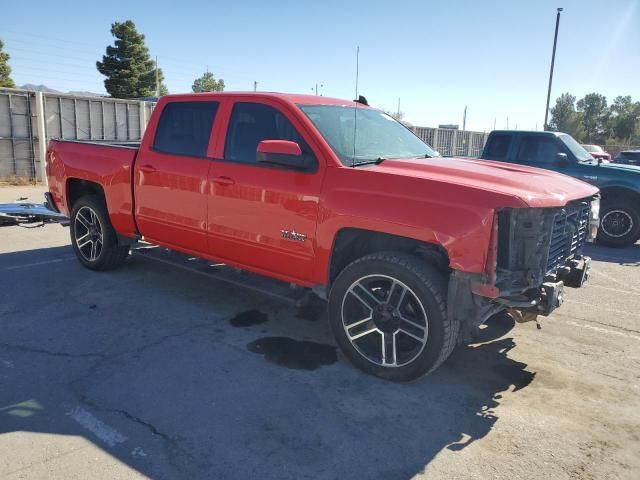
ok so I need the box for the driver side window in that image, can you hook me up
[516,137,563,165]
[224,102,309,164]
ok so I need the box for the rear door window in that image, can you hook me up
[484,134,511,160]
[153,101,219,157]
[516,136,563,165]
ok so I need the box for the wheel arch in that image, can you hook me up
[327,228,450,287]
[599,186,640,204]
[66,178,106,210]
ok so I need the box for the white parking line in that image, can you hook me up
[587,283,640,297]
[595,270,640,293]
[3,256,75,271]
[569,299,640,319]
[564,320,640,341]
[66,406,127,447]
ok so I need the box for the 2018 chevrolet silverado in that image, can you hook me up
[45,93,599,381]
[481,130,639,247]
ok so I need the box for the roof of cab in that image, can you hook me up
[490,130,562,136]
[160,91,365,107]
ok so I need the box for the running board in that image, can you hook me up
[133,245,310,306]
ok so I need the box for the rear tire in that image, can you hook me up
[70,195,129,271]
[328,252,456,382]
[597,200,640,248]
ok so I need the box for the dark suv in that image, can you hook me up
[614,150,640,166]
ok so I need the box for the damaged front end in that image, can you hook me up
[0,193,69,226]
[450,195,599,342]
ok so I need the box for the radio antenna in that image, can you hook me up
[355,46,360,99]
[352,46,360,167]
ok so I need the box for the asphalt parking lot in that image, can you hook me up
[1,185,639,480]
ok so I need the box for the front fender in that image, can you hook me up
[312,167,524,284]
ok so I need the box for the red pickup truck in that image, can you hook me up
[45,92,599,381]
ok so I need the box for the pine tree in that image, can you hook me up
[96,20,167,98]
[0,39,16,88]
[192,71,225,92]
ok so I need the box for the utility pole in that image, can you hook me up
[493,117,496,130]
[253,81,258,92]
[462,105,467,131]
[544,7,563,131]
[312,83,324,96]
[506,117,509,129]
[155,56,160,97]
[397,97,401,118]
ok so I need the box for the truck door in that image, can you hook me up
[134,100,219,255]
[207,100,323,284]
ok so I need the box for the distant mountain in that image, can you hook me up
[67,90,104,97]
[19,84,104,97]
[19,84,60,93]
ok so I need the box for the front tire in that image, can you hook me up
[70,195,129,271]
[328,252,456,382]
[597,200,640,248]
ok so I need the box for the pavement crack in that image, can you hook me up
[0,342,106,359]
[120,320,217,357]
[113,409,173,441]
[72,392,200,472]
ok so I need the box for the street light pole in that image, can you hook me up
[544,7,563,131]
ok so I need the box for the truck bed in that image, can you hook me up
[47,139,139,238]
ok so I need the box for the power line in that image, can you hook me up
[4,31,253,79]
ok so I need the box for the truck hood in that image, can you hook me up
[371,157,599,208]
[584,160,640,172]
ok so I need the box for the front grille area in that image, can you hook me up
[495,197,593,295]
[546,200,590,273]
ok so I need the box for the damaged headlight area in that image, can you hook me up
[587,196,600,242]
[495,196,597,296]
[451,196,598,342]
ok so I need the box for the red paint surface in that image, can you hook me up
[47,92,599,291]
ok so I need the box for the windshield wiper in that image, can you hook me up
[352,157,386,167]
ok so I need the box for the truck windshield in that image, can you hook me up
[299,105,438,166]
[558,134,593,162]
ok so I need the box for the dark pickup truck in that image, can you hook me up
[481,130,640,247]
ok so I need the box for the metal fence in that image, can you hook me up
[0,87,153,182]
[411,126,488,157]
[1,87,491,182]
[0,90,38,180]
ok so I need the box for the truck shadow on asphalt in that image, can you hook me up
[583,243,640,266]
[0,246,534,479]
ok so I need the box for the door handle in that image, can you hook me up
[212,176,235,186]
[139,164,157,173]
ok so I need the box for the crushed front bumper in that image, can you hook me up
[496,256,591,317]
[450,257,591,342]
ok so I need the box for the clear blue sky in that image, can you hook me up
[2,0,638,131]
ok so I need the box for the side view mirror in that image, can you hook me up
[256,140,314,171]
[555,152,569,167]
